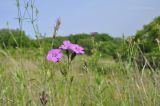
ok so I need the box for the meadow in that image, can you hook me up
[0,0,160,105]
[0,39,160,106]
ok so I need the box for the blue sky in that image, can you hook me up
[0,0,160,37]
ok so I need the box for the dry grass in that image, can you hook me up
[0,48,160,106]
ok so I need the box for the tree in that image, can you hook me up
[0,29,31,48]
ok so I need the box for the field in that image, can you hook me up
[0,48,160,106]
[0,0,160,105]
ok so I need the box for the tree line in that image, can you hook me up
[0,16,160,61]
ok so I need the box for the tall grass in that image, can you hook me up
[0,0,160,106]
[0,47,160,106]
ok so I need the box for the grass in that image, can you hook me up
[0,48,160,106]
[0,1,159,105]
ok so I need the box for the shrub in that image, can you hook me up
[0,29,32,48]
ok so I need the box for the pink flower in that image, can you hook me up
[59,40,72,50]
[70,44,85,54]
[47,49,63,62]
[59,40,85,54]
[91,32,98,35]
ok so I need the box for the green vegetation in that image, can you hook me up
[134,16,160,70]
[0,29,32,48]
[1,48,160,105]
[0,0,160,105]
[0,29,119,57]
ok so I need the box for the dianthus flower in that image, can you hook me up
[59,40,72,50]
[47,49,63,62]
[70,44,84,54]
[59,40,85,54]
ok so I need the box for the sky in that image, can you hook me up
[0,0,160,37]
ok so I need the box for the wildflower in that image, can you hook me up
[59,40,72,50]
[47,49,63,62]
[59,40,85,54]
[90,32,98,37]
[70,44,85,54]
